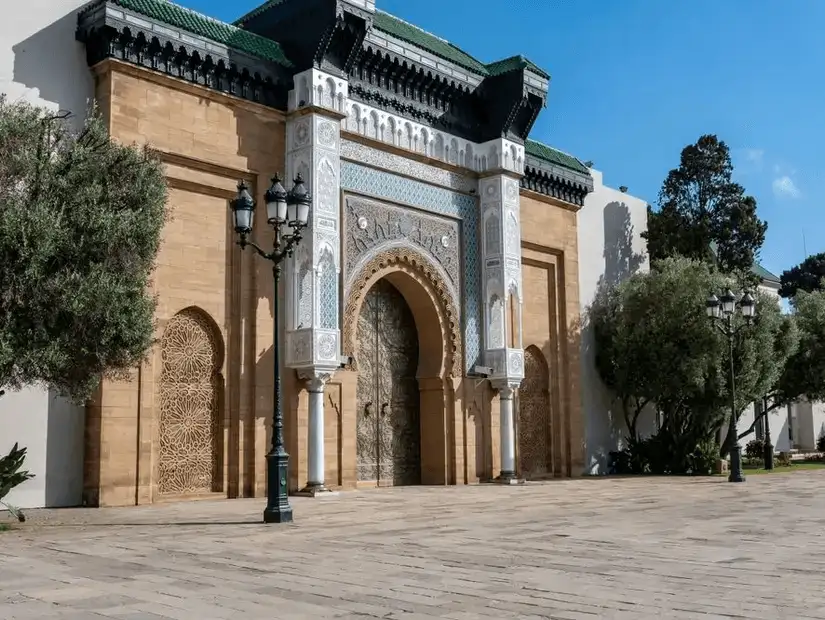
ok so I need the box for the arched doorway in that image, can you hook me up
[157,308,224,497]
[518,345,551,479]
[356,279,422,486]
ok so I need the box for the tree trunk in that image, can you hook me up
[719,411,737,458]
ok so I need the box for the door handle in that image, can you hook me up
[381,402,389,417]
[364,402,373,417]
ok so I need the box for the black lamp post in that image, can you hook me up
[230,173,311,524]
[706,288,756,483]
[762,396,774,470]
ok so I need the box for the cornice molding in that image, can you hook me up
[77,2,291,108]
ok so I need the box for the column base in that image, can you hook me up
[295,483,340,498]
[493,472,525,485]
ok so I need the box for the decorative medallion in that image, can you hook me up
[441,235,451,248]
[295,121,310,147]
[317,333,337,360]
[357,216,369,230]
[318,121,337,148]
[509,351,524,374]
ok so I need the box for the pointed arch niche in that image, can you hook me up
[516,345,551,479]
[157,306,225,498]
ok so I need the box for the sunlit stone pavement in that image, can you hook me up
[2,473,825,619]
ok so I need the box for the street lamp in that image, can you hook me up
[230,173,311,524]
[762,395,774,471]
[706,288,756,483]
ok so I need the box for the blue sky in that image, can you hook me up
[191,0,825,277]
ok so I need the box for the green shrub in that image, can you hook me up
[608,433,719,476]
[745,439,765,460]
[688,440,720,476]
[0,443,34,522]
[817,434,825,453]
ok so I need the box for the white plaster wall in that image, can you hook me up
[0,0,93,508]
[1,0,94,127]
[736,403,793,454]
[1,388,85,509]
[812,401,825,449]
[577,168,651,474]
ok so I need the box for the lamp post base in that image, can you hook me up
[263,450,293,524]
[728,445,746,483]
[763,442,774,470]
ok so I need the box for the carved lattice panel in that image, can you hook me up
[518,346,550,479]
[158,309,222,496]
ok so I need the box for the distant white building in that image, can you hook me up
[0,0,93,509]
[737,266,825,455]
[577,170,652,474]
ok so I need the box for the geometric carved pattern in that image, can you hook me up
[343,246,462,378]
[340,139,478,194]
[518,345,550,480]
[158,308,223,496]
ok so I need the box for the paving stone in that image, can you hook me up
[2,474,825,617]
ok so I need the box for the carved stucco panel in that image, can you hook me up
[344,195,459,296]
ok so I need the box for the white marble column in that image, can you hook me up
[498,385,517,482]
[299,372,336,497]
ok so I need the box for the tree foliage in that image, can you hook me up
[779,253,825,298]
[0,443,34,522]
[738,288,825,440]
[0,97,168,401]
[591,257,794,472]
[642,135,767,275]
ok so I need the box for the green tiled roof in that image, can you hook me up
[753,262,780,284]
[486,55,549,79]
[373,11,489,75]
[112,0,292,66]
[525,140,590,175]
[233,0,287,27]
[232,3,551,81]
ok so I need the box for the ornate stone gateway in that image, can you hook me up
[518,346,551,479]
[356,280,421,486]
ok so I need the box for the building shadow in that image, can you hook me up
[579,201,649,474]
[602,201,646,287]
[44,389,85,507]
[11,7,94,128]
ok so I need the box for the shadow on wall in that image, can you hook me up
[45,389,85,506]
[581,201,650,474]
[602,201,646,287]
[11,8,94,127]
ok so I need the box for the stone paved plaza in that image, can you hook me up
[2,473,825,619]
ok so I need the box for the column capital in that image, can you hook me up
[492,382,519,397]
[298,370,335,392]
